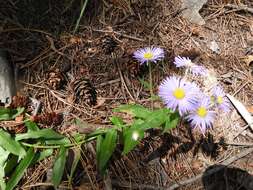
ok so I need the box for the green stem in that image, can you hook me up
[21,136,97,149]
[148,62,154,110]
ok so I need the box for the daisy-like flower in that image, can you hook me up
[133,47,164,65]
[212,86,231,112]
[174,56,193,68]
[174,56,207,76]
[158,76,200,116]
[186,97,216,134]
[191,65,208,76]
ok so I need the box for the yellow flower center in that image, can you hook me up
[197,106,207,118]
[173,88,185,100]
[210,96,215,103]
[143,52,154,59]
[217,96,223,104]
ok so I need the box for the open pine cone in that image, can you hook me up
[70,77,97,106]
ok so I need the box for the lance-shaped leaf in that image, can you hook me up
[24,121,39,132]
[0,147,9,190]
[0,107,24,121]
[110,116,124,128]
[6,148,35,190]
[52,146,68,188]
[122,124,144,155]
[0,129,26,158]
[15,129,64,141]
[96,129,117,174]
[114,104,152,119]
[141,109,171,129]
[163,112,180,133]
[68,148,81,184]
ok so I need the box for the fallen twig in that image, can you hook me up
[92,28,145,42]
[112,53,135,101]
[225,4,253,14]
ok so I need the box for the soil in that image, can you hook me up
[0,0,253,189]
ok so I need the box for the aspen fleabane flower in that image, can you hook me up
[174,56,207,76]
[133,47,164,65]
[186,97,215,134]
[158,76,200,116]
[212,86,231,112]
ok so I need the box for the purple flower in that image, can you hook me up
[212,86,231,112]
[158,76,200,116]
[174,56,193,67]
[133,47,164,65]
[174,56,207,76]
[191,65,208,76]
[186,97,216,134]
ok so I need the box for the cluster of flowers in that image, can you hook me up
[133,47,231,133]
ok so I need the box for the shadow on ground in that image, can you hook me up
[202,165,253,190]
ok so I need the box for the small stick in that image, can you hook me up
[112,53,135,101]
[92,28,145,42]
[225,4,253,14]
[96,78,121,87]
[226,141,253,147]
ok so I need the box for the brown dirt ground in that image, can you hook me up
[1,0,253,189]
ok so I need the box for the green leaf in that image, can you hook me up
[138,78,151,90]
[122,125,144,155]
[0,129,26,158]
[110,116,124,128]
[0,107,24,121]
[31,149,54,165]
[0,147,9,190]
[15,129,64,141]
[36,149,54,162]
[114,104,152,119]
[164,112,180,133]
[4,156,18,176]
[11,107,25,119]
[24,121,39,132]
[6,148,35,190]
[72,133,85,143]
[68,148,81,184]
[97,129,117,174]
[141,109,170,129]
[52,146,68,188]
[96,135,102,163]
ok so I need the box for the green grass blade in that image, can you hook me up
[73,0,89,34]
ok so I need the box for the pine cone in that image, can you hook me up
[47,69,64,90]
[31,112,63,126]
[71,77,97,106]
[101,36,118,55]
[10,95,29,108]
